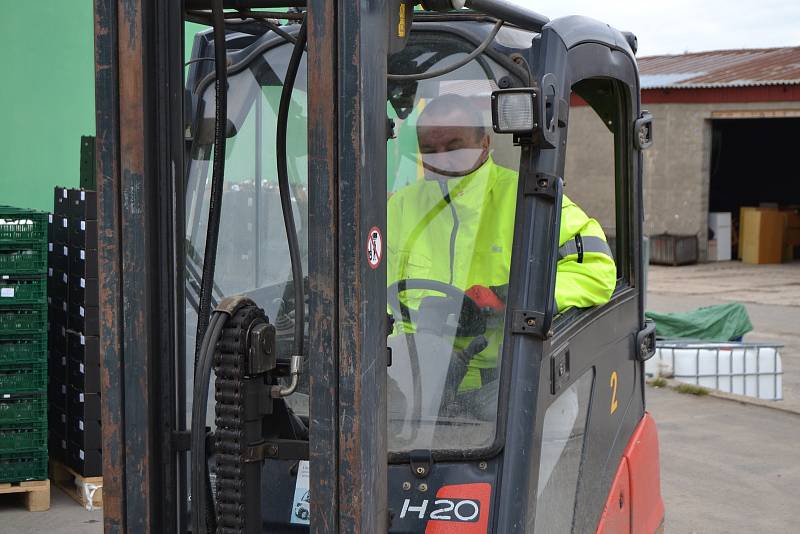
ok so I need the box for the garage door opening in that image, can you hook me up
[709,118,800,260]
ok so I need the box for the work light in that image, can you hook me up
[491,88,539,135]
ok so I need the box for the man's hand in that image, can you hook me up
[465,285,505,313]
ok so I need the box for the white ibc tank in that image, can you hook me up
[646,342,783,401]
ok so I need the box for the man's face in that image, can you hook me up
[417,112,490,179]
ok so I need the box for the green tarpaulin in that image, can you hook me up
[645,302,753,342]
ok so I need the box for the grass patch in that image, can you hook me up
[674,383,709,396]
[648,377,668,388]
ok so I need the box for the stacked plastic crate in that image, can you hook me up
[0,206,49,484]
[48,188,101,477]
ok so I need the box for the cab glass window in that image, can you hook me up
[386,31,522,454]
[185,41,309,424]
[564,78,631,286]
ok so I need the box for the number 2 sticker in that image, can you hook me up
[610,371,619,415]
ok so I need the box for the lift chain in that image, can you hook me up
[214,303,272,534]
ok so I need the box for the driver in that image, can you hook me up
[387,93,616,394]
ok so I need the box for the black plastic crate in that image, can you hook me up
[0,449,48,483]
[50,214,69,245]
[0,394,47,425]
[0,422,47,453]
[68,416,101,450]
[68,275,98,307]
[67,387,100,420]
[0,335,47,365]
[67,189,97,221]
[48,323,68,355]
[0,276,47,307]
[48,296,68,327]
[68,355,100,394]
[69,304,99,336]
[0,307,47,336]
[0,208,48,247]
[49,406,68,439]
[47,267,68,301]
[49,431,67,463]
[48,241,69,272]
[68,219,98,250]
[67,333,99,363]
[54,187,69,216]
[649,234,698,266]
[66,442,102,478]
[50,349,68,383]
[68,248,98,278]
[80,138,97,190]
[0,245,47,276]
[49,379,67,411]
[0,362,48,393]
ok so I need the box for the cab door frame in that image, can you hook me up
[493,18,645,533]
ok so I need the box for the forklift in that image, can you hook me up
[94,1,663,533]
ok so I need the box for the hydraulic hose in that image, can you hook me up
[195,0,229,360]
[276,17,308,358]
[388,19,503,81]
[191,311,226,534]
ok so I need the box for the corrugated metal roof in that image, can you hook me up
[638,47,800,89]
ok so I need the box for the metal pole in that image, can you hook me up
[307,1,389,532]
[96,0,184,531]
[95,0,124,530]
[335,1,389,531]
[307,1,340,531]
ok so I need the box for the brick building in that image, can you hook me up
[565,46,800,260]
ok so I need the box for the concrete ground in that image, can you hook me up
[648,261,800,411]
[0,485,102,533]
[648,385,800,534]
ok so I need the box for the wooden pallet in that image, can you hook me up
[49,460,102,510]
[0,479,50,511]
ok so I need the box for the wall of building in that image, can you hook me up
[0,2,204,212]
[564,99,800,260]
[0,3,95,212]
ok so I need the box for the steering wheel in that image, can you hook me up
[387,279,489,447]
[387,278,485,337]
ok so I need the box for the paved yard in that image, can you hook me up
[648,385,800,534]
[0,484,102,534]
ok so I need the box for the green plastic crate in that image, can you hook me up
[0,394,46,425]
[0,208,48,246]
[0,422,47,453]
[0,335,47,365]
[0,277,47,307]
[0,245,47,276]
[0,363,47,393]
[0,307,47,336]
[0,450,47,483]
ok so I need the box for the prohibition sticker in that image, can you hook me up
[367,226,383,269]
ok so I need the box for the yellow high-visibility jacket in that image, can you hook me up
[387,157,616,389]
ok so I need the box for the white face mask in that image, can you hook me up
[421,148,487,179]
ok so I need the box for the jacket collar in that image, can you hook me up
[443,155,500,200]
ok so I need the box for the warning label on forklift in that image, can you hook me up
[367,226,383,269]
[290,460,311,525]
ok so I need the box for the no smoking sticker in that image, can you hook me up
[367,226,383,269]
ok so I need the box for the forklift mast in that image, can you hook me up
[94,1,662,533]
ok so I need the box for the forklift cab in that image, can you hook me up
[183,6,662,534]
